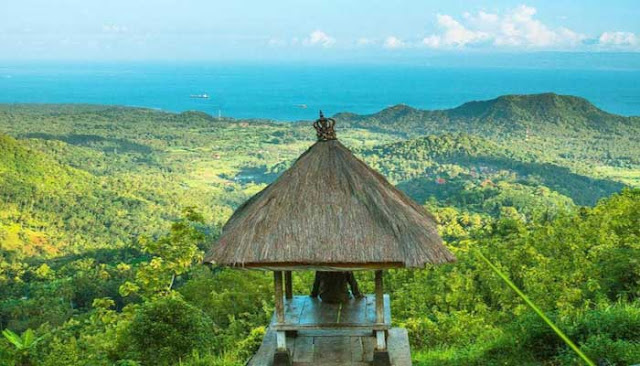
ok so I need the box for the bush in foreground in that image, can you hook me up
[124,296,215,366]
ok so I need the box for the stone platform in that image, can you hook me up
[248,328,412,366]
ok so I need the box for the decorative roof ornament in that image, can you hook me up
[313,110,337,141]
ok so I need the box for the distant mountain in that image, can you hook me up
[336,93,640,137]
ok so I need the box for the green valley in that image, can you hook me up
[0,94,638,365]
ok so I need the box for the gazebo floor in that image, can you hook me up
[273,295,391,331]
[248,328,412,366]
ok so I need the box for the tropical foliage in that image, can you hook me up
[0,96,638,365]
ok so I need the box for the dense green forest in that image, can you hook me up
[0,94,638,365]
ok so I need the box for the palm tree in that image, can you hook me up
[2,328,42,366]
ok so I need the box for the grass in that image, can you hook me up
[476,250,596,366]
[593,166,640,186]
[412,343,539,366]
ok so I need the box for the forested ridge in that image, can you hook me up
[0,94,638,365]
[337,93,640,136]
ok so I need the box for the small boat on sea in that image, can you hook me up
[297,104,308,109]
[190,93,210,99]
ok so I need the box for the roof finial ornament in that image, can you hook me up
[313,110,337,141]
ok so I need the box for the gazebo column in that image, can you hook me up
[273,271,291,366]
[283,271,298,338]
[374,270,391,366]
[284,271,293,299]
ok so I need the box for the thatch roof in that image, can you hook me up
[205,118,455,270]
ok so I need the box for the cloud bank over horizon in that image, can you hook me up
[1,1,638,60]
[267,5,638,52]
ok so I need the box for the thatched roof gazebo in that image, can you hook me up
[205,112,455,366]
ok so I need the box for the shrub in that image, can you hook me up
[557,335,640,366]
[125,296,215,366]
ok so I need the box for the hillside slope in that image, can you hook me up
[336,93,640,186]
[0,133,181,258]
[336,93,640,136]
[358,134,624,210]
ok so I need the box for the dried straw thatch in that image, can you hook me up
[205,137,455,270]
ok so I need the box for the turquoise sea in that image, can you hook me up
[1,62,639,120]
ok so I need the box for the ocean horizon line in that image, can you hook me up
[3,92,639,122]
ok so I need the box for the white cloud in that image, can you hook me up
[422,14,489,48]
[495,5,558,47]
[423,5,585,49]
[383,36,405,49]
[284,6,635,52]
[422,35,441,48]
[477,11,499,23]
[303,30,335,48]
[598,31,637,46]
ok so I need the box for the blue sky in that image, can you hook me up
[1,0,639,61]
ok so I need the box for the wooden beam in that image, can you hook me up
[274,271,285,323]
[284,271,293,299]
[374,270,387,351]
[274,271,289,357]
[233,262,405,271]
[376,331,386,350]
[375,270,384,324]
[274,323,390,331]
[276,330,287,350]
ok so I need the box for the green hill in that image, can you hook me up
[448,93,629,131]
[337,93,640,137]
[0,132,182,259]
[336,93,640,187]
[357,134,623,212]
[0,133,82,194]
[0,133,91,257]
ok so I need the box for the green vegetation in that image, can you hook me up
[340,93,640,186]
[475,250,595,366]
[358,133,622,208]
[0,94,639,365]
